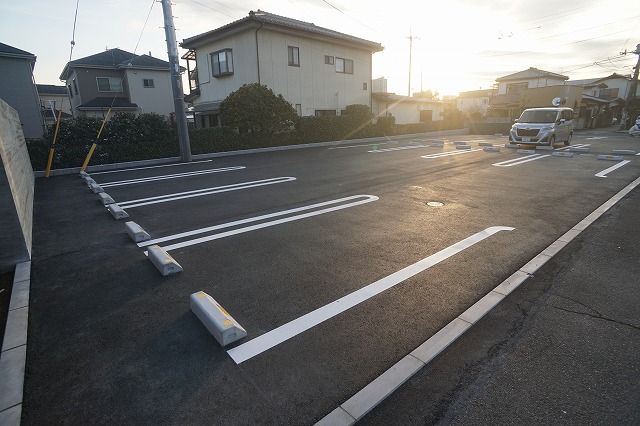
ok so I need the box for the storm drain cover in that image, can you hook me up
[426,201,444,207]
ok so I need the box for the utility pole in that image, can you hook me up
[161,0,191,162]
[407,30,419,97]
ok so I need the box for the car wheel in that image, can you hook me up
[564,132,572,146]
[548,135,556,147]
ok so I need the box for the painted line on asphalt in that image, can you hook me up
[368,145,425,153]
[595,160,631,178]
[585,136,607,140]
[555,143,590,151]
[117,177,295,209]
[89,159,213,175]
[139,195,378,248]
[99,166,245,188]
[329,143,391,150]
[421,148,483,159]
[227,226,514,364]
[493,154,550,167]
[146,195,378,255]
[316,175,640,426]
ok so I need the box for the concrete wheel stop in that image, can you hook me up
[189,291,247,347]
[148,245,183,276]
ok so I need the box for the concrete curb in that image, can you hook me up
[316,176,640,425]
[0,261,31,426]
[33,129,469,177]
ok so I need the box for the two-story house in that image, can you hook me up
[59,48,179,118]
[456,89,494,118]
[180,10,383,128]
[0,42,44,139]
[37,84,73,125]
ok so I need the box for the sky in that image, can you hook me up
[1,0,639,97]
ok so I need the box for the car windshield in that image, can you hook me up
[519,110,558,123]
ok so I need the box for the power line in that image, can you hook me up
[69,0,80,62]
[187,0,236,19]
[132,0,156,56]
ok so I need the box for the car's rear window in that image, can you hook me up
[519,110,558,123]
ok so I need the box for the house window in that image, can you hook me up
[288,46,300,67]
[363,82,367,91]
[335,58,353,74]
[506,82,528,95]
[315,110,337,117]
[211,49,233,77]
[295,104,302,116]
[324,55,334,65]
[72,79,79,95]
[143,79,155,88]
[96,77,123,92]
[68,85,73,98]
[599,88,619,98]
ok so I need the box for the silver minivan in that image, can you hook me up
[509,107,574,146]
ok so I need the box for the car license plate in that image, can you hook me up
[522,137,531,142]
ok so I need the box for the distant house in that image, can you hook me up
[180,10,383,128]
[489,67,570,119]
[372,93,444,125]
[37,84,72,124]
[456,89,493,118]
[59,48,179,118]
[0,42,44,138]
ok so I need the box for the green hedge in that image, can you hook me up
[27,111,463,170]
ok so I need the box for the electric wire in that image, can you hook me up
[69,0,80,62]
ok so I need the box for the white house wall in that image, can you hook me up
[497,77,566,95]
[193,31,259,104]
[125,69,174,116]
[191,28,373,115]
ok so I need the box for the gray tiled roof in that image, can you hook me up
[77,97,138,110]
[37,84,68,95]
[496,67,568,82]
[181,10,383,52]
[60,48,174,80]
[0,42,36,59]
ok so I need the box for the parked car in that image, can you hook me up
[509,107,574,146]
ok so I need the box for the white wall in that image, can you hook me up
[191,27,373,116]
[125,69,174,116]
[497,77,567,95]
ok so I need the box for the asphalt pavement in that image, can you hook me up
[6,127,640,425]
[361,160,640,425]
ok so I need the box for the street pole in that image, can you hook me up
[625,44,640,110]
[161,0,191,162]
[407,30,416,97]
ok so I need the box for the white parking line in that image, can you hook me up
[595,160,630,178]
[556,143,590,151]
[421,148,483,159]
[90,159,213,175]
[493,154,550,167]
[329,143,391,150]
[139,195,379,248]
[368,145,425,153]
[585,136,607,140]
[99,166,246,188]
[153,195,379,254]
[227,226,514,364]
[116,177,295,209]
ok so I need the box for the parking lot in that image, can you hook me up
[23,130,640,424]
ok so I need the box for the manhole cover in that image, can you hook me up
[426,201,444,207]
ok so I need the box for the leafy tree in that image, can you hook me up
[220,83,298,134]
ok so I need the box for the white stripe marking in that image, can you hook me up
[99,166,245,187]
[90,160,213,175]
[421,148,483,159]
[595,160,630,178]
[493,154,550,167]
[329,143,391,150]
[556,143,590,151]
[117,177,295,209]
[369,145,425,153]
[139,195,378,248]
[156,195,379,253]
[227,226,514,364]
[585,136,607,140]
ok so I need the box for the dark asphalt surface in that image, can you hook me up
[362,161,640,425]
[21,129,640,425]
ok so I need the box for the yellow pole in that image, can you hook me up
[45,109,64,178]
[81,108,111,171]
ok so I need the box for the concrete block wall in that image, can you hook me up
[0,97,34,273]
